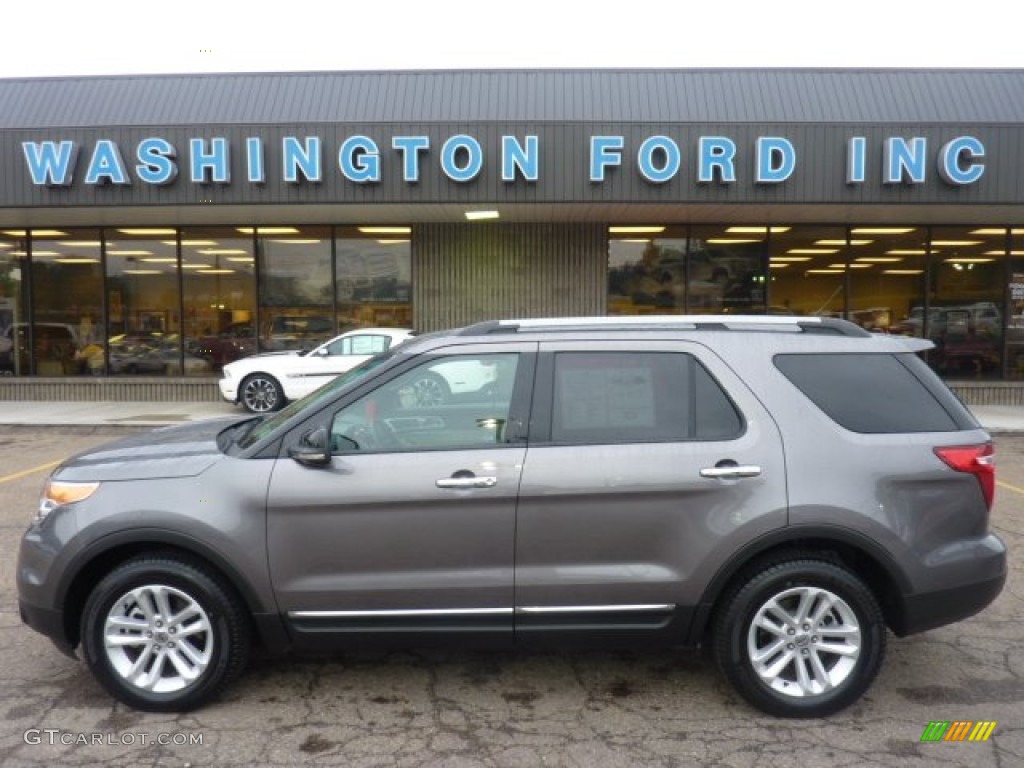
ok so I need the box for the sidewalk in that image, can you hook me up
[0,400,1023,433]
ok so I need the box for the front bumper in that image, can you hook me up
[218,377,238,403]
[18,599,76,658]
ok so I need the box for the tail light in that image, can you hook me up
[933,442,995,510]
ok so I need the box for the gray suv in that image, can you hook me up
[17,316,1006,718]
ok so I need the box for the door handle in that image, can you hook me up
[436,476,498,489]
[699,465,762,479]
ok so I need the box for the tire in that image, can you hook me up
[712,559,886,718]
[240,373,285,413]
[407,372,450,407]
[80,554,250,712]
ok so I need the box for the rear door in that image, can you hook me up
[514,339,787,644]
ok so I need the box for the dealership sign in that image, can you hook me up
[20,133,986,188]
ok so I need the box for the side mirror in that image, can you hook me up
[288,427,331,467]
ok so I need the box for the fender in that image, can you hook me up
[685,523,912,646]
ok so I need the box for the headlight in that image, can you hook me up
[35,480,100,525]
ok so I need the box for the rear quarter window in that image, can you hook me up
[773,353,975,433]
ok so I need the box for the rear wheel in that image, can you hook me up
[240,373,284,413]
[80,555,250,712]
[713,559,886,718]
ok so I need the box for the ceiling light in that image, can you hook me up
[768,263,790,269]
[141,258,178,263]
[930,240,982,247]
[726,226,791,234]
[856,257,903,263]
[106,250,154,256]
[944,258,994,264]
[883,269,924,275]
[787,248,838,255]
[805,269,845,274]
[180,263,213,269]
[58,241,101,247]
[3,229,68,237]
[117,228,177,235]
[886,249,927,255]
[199,249,248,255]
[358,226,412,234]
[235,227,299,235]
[770,256,812,262]
[376,239,411,244]
[618,239,651,244]
[197,268,235,274]
[850,227,916,234]
[164,240,218,246]
[226,257,255,262]
[268,239,322,244]
[985,250,1024,256]
[20,250,59,257]
[55,258,100,264]
[815,239,873,246]
[707,238,762,244]
[121,269,164,275]
[0,243,12,249]
[608,226,666,234]
[465,210,500,221]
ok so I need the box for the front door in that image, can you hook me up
[266,342,535,646]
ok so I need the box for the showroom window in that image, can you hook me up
[30,229,103,376]
[1009,229,1024,380]
[0,231,30,376]
[104,228,187,377]
[688,226,768,314]
[847,227,929,335]
[256,226,333,353]
[335,227,412,331]
[767,226,848,318]
[926,226,1006,379]
[608,226,687,315]
[181,227,256,372]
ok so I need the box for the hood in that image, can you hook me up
[54,416,245,482]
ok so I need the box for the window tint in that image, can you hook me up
[551,352,742,444]
[331,353,519,453]
[774,353,962,433]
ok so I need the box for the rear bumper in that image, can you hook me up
[894,538,1007,636]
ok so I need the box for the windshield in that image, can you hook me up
[236,352,399,449]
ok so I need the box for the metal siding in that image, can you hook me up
[413,223,606,331]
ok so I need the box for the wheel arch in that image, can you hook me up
[687,525,911,646]
[58,529,285,652]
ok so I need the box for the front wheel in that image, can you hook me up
[240,373,284,413]
[713,559,886,718]
[80,555,250,712]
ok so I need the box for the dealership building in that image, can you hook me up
[1,68,1023,401]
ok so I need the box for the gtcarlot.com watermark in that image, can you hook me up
[24,728,203,747]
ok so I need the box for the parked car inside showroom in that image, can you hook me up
[219,328,415,413]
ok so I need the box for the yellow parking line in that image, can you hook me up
[997,479,1024,496]
[0,460,61,485]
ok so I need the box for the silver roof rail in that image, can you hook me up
[458,315,871,337]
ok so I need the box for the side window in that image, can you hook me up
[774,353,966,433]
[330,353,520,453]
[550,351,742,444]
[326,334,389,356]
